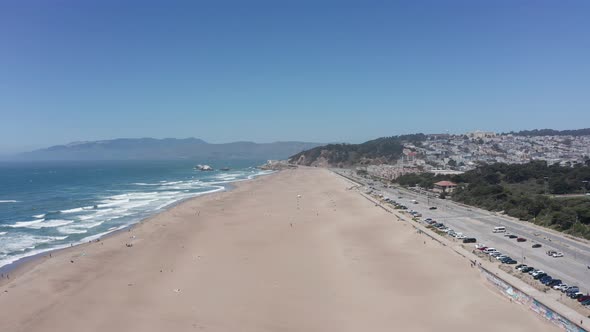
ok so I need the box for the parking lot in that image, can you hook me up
[336,169,590,305]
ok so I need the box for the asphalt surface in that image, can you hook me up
[335,169,590,295]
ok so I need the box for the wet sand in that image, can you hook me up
[0,167,557,331]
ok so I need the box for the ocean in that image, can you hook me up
[0,160,271,269]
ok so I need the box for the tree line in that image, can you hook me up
[394,161,590,239]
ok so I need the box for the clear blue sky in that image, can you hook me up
[1,0,589,153]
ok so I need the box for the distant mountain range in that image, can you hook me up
[11,138,323,161]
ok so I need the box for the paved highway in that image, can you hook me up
[335,169,590,295]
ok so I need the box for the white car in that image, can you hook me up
[554,283,567,290]
[496,255,509,260]
[483,248,497,254]
[531,270,545,277]
[551,252,564,258]
[456,234,466,239]
[475,243,486,249]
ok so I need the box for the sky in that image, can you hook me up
[1,0,589,153]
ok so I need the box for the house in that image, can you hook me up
[434,180,458,193]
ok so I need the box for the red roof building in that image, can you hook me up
[434,180,458,193]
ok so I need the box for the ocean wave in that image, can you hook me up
[0,200,19,203]
[132,182,160,186]
[0,232,6,236]
[8,219,46,228]
[60,206,94,214]
[33,214,46,219]
[0,234,69,255]
[22,219,75,229]
[57,227,88,234]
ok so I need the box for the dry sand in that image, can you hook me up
[0,167,558,332]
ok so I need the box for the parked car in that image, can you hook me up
[581,299,590,306]
[483,248,497,254]
[551,252,564,258]
[534,273,547,280]
[508,235,518,239]
[532,243,542,248]
[504,259,517,264]
[530,269,544,276]
[570,292,584,299]
[577,295,590,303]
[565,286,580,294]
[557,284,569,292]
[517,237,527,242]
[556,284,568,291]
[463,238,477,243]
[429,206,437,210]
[521,266,534,273]
[515,264,527,270]
[541,276,553,285]
[548,279,562,287]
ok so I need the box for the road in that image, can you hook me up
[335,169,590,295]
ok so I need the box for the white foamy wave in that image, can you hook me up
[98,200,129,208]
[0,234,69,255]
[133,182,160,186]
[33,214,46,219]
[23,219,75,229]
[57,227,88,234]
[0,242,72,269]
[0,200,19,203]
[80,225,127,242]
[0,232,6,236]
[61,206,94,214]
[8,219,45,228]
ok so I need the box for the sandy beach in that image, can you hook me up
[0,167,558,332]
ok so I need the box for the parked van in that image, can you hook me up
[493,226,506,233]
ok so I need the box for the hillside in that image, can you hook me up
[288,134,426,167]
[394,161,590,239]
[13,138,323,161]
[507,128,590,137]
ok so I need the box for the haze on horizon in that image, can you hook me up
[1,0,589,154]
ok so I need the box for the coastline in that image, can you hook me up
[0,167,557,332]
[0,171,270,284]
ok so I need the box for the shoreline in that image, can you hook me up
[0,172,268,283]
[0,167,558,332]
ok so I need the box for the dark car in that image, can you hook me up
[548,279,562,287]
[534,273,547,280]
[541,276,553,285]
[578,295,590,303]
[581,299,590,306]
[532,244,542,248]
[521,267,534,273]
[504,259,517,264]
[508,235,518,239]
[463,238,477,243]
[429,206,437,210]
[517,237,527,242]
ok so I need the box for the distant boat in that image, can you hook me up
[195,164,214,171]
[220,167,230,171]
